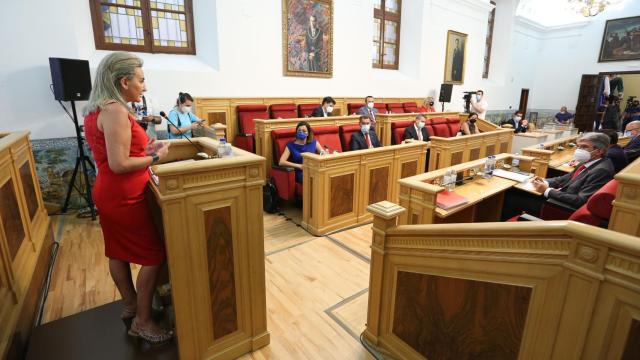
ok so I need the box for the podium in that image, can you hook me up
[147,138,269,359]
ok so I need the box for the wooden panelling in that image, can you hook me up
[0,178,25,260]
[427,129,513,171]
[610,156,640,237]
[485,144,496,156]
[469,148,481,161]
[19,162,38,221]
[451,151,463,166]
[499,141,509,154]
[400,161,417,179]
[622,319,640,360]
[368,167,389,205]
[330,174,355,218]
[205,206,238,339]
[392,271,531,359]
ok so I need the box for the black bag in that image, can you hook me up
[263,178,279,214]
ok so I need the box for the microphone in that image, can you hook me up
[160,111,210,160]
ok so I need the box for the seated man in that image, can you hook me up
[554,106,574,124]
[601,129,628,173]
[357,95,379,128]
[403,114,430,142]
[500,110,522,130]
[623,120,640,162]
[531,132,614,210]
[350,115,381,150]
[312,96,336,117]
[515,118,530,134]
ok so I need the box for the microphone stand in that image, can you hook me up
[160,111,210,159]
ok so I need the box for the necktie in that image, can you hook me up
[571,164,587,180]
[365,133,372,149]
[417,126,423,141]
[370,109,376,123]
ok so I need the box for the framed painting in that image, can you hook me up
[599,16,640,62]
[282,0,333,78]
[443,30,467,85]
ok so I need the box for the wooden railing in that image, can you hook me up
[428,129,513,171]
[376,112,463,147]
[610,156,640,237]
[364,201,640,360]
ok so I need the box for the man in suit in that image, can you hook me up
[531,132,614,210]
[623,120,640,162]
[500,110,522,130]
[403,114,430,142]
[601,129,628,173]
[312,96,336,117]
[350,116,381,151]
[357,96,379,128]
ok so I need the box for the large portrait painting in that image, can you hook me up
[282,0,333,78]
[443,30,467,85]
[599,16,640,62]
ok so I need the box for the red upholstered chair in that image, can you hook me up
[270,103,298,119]
[234,104,268,153]
[430,117,452,137]
[298,104,318,118]
[348,103,364,115]
[391,120,414,144]
[403,102,419,113]
[269,128,297,201]
[339,124,362,151]
[446,117,461,136]
[313,125,343,153]
[374,103,386,113]
[386,103,404,114]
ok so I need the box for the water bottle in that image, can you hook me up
[448,169,456,191]
[442,169,450,190]
[538,143,545,150]
[225,141,233,157]
[218,138,228,158]
[511,153,520,171]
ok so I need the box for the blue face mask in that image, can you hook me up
[361,124,371,134]
[296,131,308,140]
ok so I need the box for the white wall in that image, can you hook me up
[1,0,511,139]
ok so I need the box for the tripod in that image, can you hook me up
[61,101,96,220]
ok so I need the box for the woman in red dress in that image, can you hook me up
[83,52,172,344]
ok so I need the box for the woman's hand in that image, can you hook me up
[155,141,170,159]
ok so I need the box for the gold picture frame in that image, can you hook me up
[443,30,467,85]
[282,0,333,78]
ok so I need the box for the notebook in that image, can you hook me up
[436,191,469,210]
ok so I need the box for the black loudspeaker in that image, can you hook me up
[49,58,92,101]
[438,84,453,103]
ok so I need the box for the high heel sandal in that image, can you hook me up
[120,308,136,329]
[128,318,174,345]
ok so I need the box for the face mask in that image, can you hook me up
[626,130,635,137]
[429,102,434,106]
[573,148,592,163]
[417,121,425,129]
[476,95,482,101]
[560,111,566,114]
[182,106,192,114]
[514,116,522,121]
[326,105,334,113]
[367,102,374,109]
[469,118,477,123]
[296,131,308,140]
[361,124,371,134]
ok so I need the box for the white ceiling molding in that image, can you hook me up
[514,15,590,40]
[431,0,493,22]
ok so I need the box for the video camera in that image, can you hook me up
[462,91,477,113]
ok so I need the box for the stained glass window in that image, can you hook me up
[91,0,194,54]
[373,0,401,69]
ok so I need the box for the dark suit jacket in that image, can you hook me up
[403,124,430,141]
[624,136,640,162]
[350,130,381,151]
[311,106,331,117]
[607,145,628,173]
[500,118,516,129]
[546,157,615,209]
[357,106,379,119]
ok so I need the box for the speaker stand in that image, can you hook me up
[61,101,97,220]
[441,102,445,112]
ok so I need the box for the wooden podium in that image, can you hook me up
[148,138,269,359]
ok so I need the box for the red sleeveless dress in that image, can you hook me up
[84,107,165,266]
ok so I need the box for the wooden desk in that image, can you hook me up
[428,129,513,171]
[0,132,53,358]
[376,112,462,146]
[149,138,269,359]
[610,156,640,237]
[512,132,548,153]
[543,125,579,138]
[254,116,361,168]
[540,128,565,141]
[301,141,428,235]
[398,153,537,225]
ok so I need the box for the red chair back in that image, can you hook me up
[339,124,362,151]
[403,102,419,113]
[237,104,268,135]
[374,103,386,112]
[313,126,343,153]
[446,117,461,136]
[386,103,404,114]
[569,179,618,226]
[348,103,364,115]
[271,128,296,165]
[270,103,297,119]
[298,104,318,118]
[391,120,414,145]
[430,117,452,137]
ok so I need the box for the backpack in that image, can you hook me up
[263,178,279,214]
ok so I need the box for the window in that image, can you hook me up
[89,0,195,54]
[482,1,496,79]
[373,0,401,69]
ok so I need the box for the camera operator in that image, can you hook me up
[601,95,621,130]
[621,97,640,132]
[470,89,487,119]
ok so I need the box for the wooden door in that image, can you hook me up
[519,88,529,116]
[574,75,602,132]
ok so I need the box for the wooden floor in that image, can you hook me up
[44,210,374,359]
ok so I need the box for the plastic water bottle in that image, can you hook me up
[448,169,456,191]
[218,138,228,158]
[511,153,520,171]
[224,141,233,157]
[442,169,452,190]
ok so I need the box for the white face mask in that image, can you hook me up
[476,95,482,101]
[573,148,592,163]
[367,102,374,109]
[625,130,632,137]
[560,111,566,114]
[417,121,425,129]
[182,106,192,114]
[326,105,334,113]
[514,116,522,122]
[361,124,371,133]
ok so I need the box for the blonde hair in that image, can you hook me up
[83,52,143,116]
[423,96,434,107]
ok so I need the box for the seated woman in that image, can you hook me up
[419,96,436,113]
[279,121,323,183]
[167,92,203,139]
[460,112,479,135]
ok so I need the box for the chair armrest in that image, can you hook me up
[546,198,578,213]
[269,167,296,201]
[517,213,543,221]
